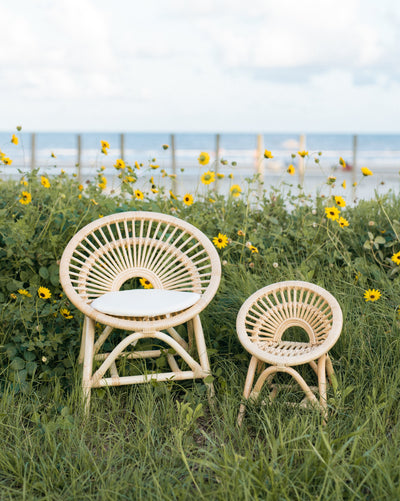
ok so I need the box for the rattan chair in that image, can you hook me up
[236,281,343,425]
[59,211,221,414]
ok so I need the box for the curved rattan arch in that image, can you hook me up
[236,281,343,425]
[59,211,221,414]
[60,211,221,332]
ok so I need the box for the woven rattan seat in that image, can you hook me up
[60,211,221,414]
[236,281,343,424]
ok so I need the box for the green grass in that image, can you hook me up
[1,157,400,499]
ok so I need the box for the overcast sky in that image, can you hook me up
[1,0,400,133]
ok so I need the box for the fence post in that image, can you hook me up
[77,134,82,181]
[170,134,177,194]
[120,133,125,161]
[256,134,264,196]
[30,133,36,170]
[298,134,306,186]
[352,134,357,198]
[214,133,220,194]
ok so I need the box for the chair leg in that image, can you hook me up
[237,356,258,426]
[81,316,95,417]
[318,355,328,423]
[78,316,87,364]
[192,315,214,401]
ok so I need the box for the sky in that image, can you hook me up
[1,0,400,133]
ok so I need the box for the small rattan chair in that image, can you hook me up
[59,211,221,414]
[236,281,343,425]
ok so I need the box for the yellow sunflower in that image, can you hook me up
[230,184,242,197]
[287,164,295,175]
[325,206,340,221]
[169,190,177,200]
[198,152,210,165]
[391,251,400,265]
[339,157,346,169]
[18,289,32,297]
[101,140,110,150]
[361,167,373,176]
[334,195,346,207]
[338,216,349,228]
[201,170,215,185]
[114,159,125,170]
[264,150,274,159]
[183,194,194,206]
[38,287,51,299]
[3,157,12,165]
[298,150,308,158]
[60,308,73,319]
[364,289,381,302]
[213,233,228,249]
[11,134,18,145]
[19,191,32,205]
[134,189,144,200]
[41,176,51,188]
[140,278,153,289]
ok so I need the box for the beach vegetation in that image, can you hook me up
[0,138,399,498]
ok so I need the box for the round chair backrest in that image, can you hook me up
[236,281,343,365]
[60,211,221,330]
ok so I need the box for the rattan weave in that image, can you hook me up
[59,211,221,413]
[236,281,343,424]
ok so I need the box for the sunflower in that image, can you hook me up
[217,173,225,179]
[325,206,340,221]
[98,176,107,189]
[361,167,373,176]
[38,287,51,299]
[140,278,153,289]
[198,152,210,165]
[201,170,215,185]
[150,164,160,170]
[41,176,51,188]
[391,251,400,265]
[162,144,169,150]
[101,140,110,150]
[134,161,140,169]
[11,134,18,145]
[3,157,12,165]
[248,245,259,254]
[264,150,274,159]
[334,195,346,207]
[183,194,194,206]
[364,289,381,302]
[19,191,32,205]
[114,159,125,170]
[151,186,158,193]
[51,152,56,158]
[287,164,295,175]
[237,230,245,237]
[213,233,228,249]
[18,289,32,297]
[339,157,346,169]
[298,150,308,158]
[341,180,346,189]
[230,184,242,197]
[338,216,349,228]
[101,147,108,155]
[169,190,177,200]
[134,190,144,200]
[60,308,73,319]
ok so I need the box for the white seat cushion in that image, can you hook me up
[90,289,201,317]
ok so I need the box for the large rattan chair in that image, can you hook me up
[236,281,343,425]
[59,211,221,413]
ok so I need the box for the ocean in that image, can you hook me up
[1,132,399,201]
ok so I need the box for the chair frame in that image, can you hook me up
[236,281,343,425]
[59,211,221,413]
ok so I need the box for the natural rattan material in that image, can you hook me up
[59,211,221,413]
[236,281,343,425]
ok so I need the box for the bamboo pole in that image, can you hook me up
[120,133,125,161]
[214,133,220,194]
[298,134,306,186]
[170,134,177,194]
[352,134,357,199]
[30,133,36,170]
[77,134,82,181]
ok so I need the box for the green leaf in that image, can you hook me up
[23,351,36,362]
[10,357,25,371]
[374,236,386,245]
[39,267,49,279]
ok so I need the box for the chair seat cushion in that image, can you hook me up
[90,289,201,317]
